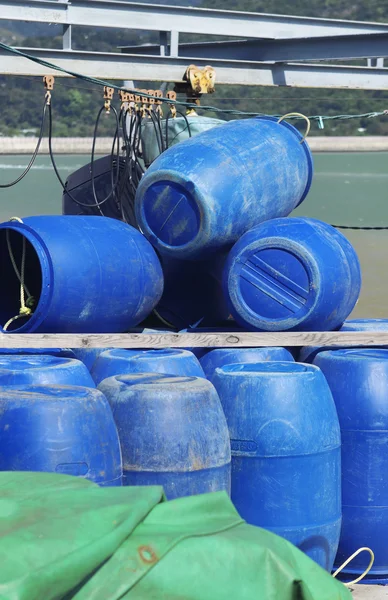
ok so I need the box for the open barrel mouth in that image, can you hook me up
[0,228,42,332]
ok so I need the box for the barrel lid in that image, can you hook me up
[232,245,312,329]
[138,177,201,248]
[216,362,317,376]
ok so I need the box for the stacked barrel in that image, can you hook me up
[2,114,386,581]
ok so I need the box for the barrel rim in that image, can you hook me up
[0,221,53,334]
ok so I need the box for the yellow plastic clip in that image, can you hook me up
[167,91,177,118]
[139,89,150,118]
[154,90,164,117]
[103,86,114,113]
[43,75,55,105]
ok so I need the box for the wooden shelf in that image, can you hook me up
[0,331,387,348]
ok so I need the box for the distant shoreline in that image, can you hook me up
[1,136,388,154]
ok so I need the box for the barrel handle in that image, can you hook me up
[277,112,311,144]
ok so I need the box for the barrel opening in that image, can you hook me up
[0,229,42,332]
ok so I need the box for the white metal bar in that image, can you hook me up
[1,0,388,39]
[1,48,388,89]
[122,32,388,62]
[0,332,387,348]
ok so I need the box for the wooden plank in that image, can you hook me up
[0,332,387,348]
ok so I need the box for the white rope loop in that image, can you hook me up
[333,547,375,587]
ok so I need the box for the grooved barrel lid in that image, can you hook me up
[237,247,311,321]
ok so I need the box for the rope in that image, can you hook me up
[332,547,375,586]
[0,42,387,124]
[277,112,311,143]
[332,224,388,230]
[3,218,34,332]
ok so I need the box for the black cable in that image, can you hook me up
[165,109,192,149]
[333,224,388,230]
[48,101,121,211]
[150,109,165,154]
[0,98,48,188]
[90,105,121,214]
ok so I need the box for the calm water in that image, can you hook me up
[0,152,387,318]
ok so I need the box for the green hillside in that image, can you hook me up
[0,0,387,136]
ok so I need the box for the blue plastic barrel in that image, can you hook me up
[0,216,163,333]
[298,318,388,363]
[314,349,388,583]
[341,318,388,332]
[200,347,294,381]
[224,217,361,332]
[136,116,313,260]
[155,254,229,329]
[98,373,231,498]
[0,385,122,486]
[212,362,341,571]
[91,348,205,385]
[72,348,112,371]
[0,348,75,358]
[0,355,95,387]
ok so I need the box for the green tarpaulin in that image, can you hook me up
[0,472,351,600]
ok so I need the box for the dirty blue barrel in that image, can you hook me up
[136,116,313,260]
[91,348,205,385]
[212,362,341,571]
[224,217,361,332]
[298,318,388,363]
[0,216,163,333]
[141,115,225,167]
[0,355,95,387]
[314,349,388,583]
[0,385,122,486]
[0,348,75,358]
[155,253,229,329]
[200,347,294,381]
[98,373,231,498]
[72,348,112,372]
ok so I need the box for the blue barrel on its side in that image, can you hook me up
[298,318,388,363]
[0,385,122,486]
[314,349,388,583]
[72,348,112,372]
[0,216,163,333]
[224,217,361,332]
[212,362,341,571]
[91,348,205,385]
[0,355,95,387]
[0,348,75,358]
[136,116,313,260]
[154,253,229,329]
[200,347,294,381]
[98,374,231,499]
